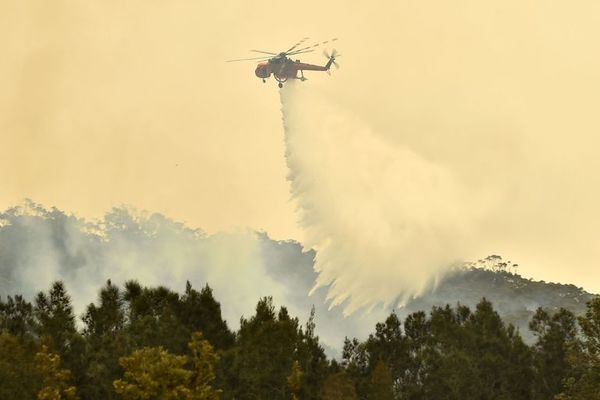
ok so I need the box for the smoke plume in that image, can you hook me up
[0,200,391,356]
[0,201,288,329]
[280,83,485,314]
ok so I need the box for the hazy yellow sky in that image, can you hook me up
[2,1,600,292]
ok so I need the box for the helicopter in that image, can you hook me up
[226,37,340,88]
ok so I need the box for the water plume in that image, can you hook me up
[280,83,481,314]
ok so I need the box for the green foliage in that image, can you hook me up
[224,298,328,400]
[342,336,369,397]
[230,297,299,400]
[113,332,221,400]
[34,282,78,354]
[34,282,86,396]
[320,371,357,400]
[123,281,191,354]
[122,280,234,355]
[0,294,35,336]
[188,332,222,400]
[555,296,600,399]
[0,333,40,399]
[530,307,579,399]
[287,360,303,400]
[578,296,600,367]
[35,345,79,400]
[3,279,600,400]
[294,307,329,400]
[113,346,193,400]
[181,283,235,350]
[365,313,407,393]
[367,360,394,400]
[362,300,536,400]
[79,280,128,400]
[82,280,125,338]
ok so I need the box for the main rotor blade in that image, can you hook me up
[250,49,278,55]
[287,49,315,56]
[286,37,309,53]
[288,48,317,56]
[225,55,271,62]
[290,37,338,54]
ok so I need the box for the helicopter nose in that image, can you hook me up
[255,66,269,79]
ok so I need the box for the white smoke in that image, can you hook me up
[0,202,288,330]
[280,82,486,314]
[1,201,412,356]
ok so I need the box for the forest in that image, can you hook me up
[1,280,599,400]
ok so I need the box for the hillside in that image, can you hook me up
[0,201,595,353]
[401,266,593,343]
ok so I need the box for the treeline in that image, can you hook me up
[1,280,599,400]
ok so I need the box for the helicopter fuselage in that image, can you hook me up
[226,37,338,88]
[255,55,333,83]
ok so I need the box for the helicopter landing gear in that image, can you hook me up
[278,82,283,88]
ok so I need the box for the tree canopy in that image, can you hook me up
[1,280,598,400]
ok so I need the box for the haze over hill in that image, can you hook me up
[2,1,600,296]
[1,202,594,355]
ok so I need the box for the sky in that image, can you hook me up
[1,1,600,294]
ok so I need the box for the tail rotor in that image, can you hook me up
[323,48,341,70]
